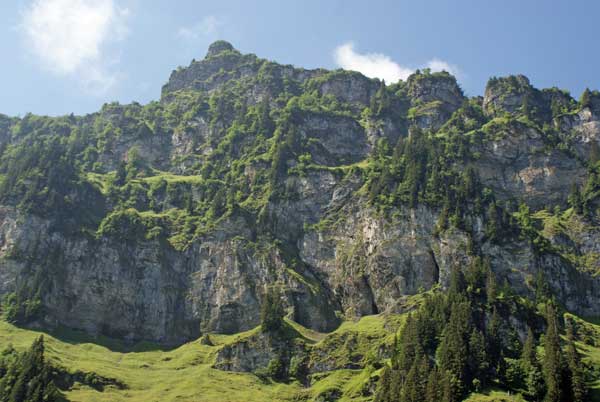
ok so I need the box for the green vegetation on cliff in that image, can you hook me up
[1,41,600,401]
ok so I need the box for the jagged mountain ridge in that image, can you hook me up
[0,40,599,346]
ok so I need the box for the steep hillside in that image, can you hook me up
[0,40,600,401]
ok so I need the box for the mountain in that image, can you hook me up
[0,41,599,401]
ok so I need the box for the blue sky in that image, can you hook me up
[1,0,599,117]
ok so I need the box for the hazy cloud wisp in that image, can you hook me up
[177,16,222,41]
[334,42,460,84]
[21,0,129,94]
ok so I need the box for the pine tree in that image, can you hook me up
[425,367,443,402]
[485,265,497,304]
[114,160,127,187]
[486,306,502,364]
[374,366,392,402]
[394,313,424,372]
[371,80,390,116]
[580,88,592,108]
[543,304,563,402]
[0,336,62,402]
[522,328,545,401]
[448,266,466,299]
[521,327,536,366]
[565,320,587,402]
[485,201,500,241]
[441,370,462,402]
[437,301,470,397]
[401,358,421,402]
[535,270,551,303]
[468,328,488,386]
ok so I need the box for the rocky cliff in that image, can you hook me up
[0,41,599,346]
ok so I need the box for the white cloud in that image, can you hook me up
[177,16,222,40]
[334,42,413,83]
[333,42,460,84]
[425,58,460,77]
[21,0,129,94]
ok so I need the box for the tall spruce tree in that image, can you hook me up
[580,88,592,108]
[521,328,545,401]
[0,336,62,402]
[565,320,587,402]
[437,300,471,398]
[543,304,563,402]
[468,328,488,386]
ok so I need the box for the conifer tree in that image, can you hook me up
[565,320,587,402]
[543,304,563,402]
[425,367,442,402]
[437,301,470,397]
[486,306,501,364]
[485,265,497,304]
[114,160,127,187]
[521,327,536,366]
[521,328,545,401]
[468,328,488,385]
[401,357,421,402]
[0,336,62,402]
[580,88,592,108]
[485,202,500,241]
[395,313,424,372]
[374,366,392,402]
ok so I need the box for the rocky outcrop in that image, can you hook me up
[408,71,465,130]
[557,106,600,161]
[310,71,380,108]
[1,41,599,346]
[161,41,322,100]
[474,120,587,208]
[483,75,551,120]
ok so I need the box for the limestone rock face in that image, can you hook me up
[408,72,464,109]
[473,121,587,208]
[407,72,465,130]
[298,113,370,165]
[558,106,600,160]
[483,75,550,120]
[1,41,599,346]
[314,71,380,107]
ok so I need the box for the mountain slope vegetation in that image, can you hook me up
[0,41,600,400]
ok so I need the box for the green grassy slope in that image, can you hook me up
[0,313,598,402]
[0,315,396,402]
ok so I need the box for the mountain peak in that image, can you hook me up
[206,40,236,58]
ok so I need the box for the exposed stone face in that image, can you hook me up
[557,107,600,160]
[483,75,556,124]
[0,41,599,346]
[407,72,465,130]
[161,44,323,100]
[408,73,464,109]
[473,121,587,208]
[314,71,380,107]
[298,113,370,165]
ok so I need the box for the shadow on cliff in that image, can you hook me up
[20,323,180,353]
